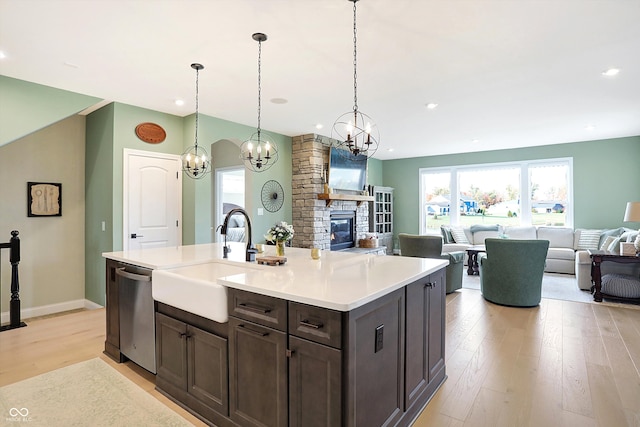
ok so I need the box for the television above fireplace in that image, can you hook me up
[328,147,367,192]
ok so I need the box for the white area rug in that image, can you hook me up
[0,358,192,426]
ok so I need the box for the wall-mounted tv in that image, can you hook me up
[328,147,367,192]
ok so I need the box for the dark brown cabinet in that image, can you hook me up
[228,289,288,427]
[405,269,446,413]
[104,258,124,362]
[155,308,230,426]
[288,302,343,427]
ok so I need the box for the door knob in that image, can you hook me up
[131,233,144,239]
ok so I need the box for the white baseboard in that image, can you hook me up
[1,299,104,324]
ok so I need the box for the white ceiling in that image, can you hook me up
[1,0,639,160]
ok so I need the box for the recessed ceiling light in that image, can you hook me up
[387,148,394,152]
[270,98,288,104]
[63,61,79,68]
[0,51,6,60]
[602,68,620,77]
[315,124,323,130]
[426,103,438,109]
[175,99,185,106]
[585,125,596,131]
[471,139,480,143]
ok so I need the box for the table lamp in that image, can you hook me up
[623,201,640,253]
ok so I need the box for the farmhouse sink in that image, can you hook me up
[152,262,258,323]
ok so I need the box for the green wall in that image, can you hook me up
[367,157,383,186]
[84,102,292,305]
[0,75,101,146]
[383,136,640,236]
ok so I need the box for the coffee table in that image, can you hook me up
[588,249,640,303]
[466,246,486,275]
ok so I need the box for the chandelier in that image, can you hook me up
[181,63,210,179]
[332,0,379,159]
[240,33,279,172]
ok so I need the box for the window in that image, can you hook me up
[420,158,572,234]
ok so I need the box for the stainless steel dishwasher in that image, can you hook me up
[116,265,156,374]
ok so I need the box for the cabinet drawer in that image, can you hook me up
[228,288,287,332]
[288,302,342,349]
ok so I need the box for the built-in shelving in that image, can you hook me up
[317,193,374,207]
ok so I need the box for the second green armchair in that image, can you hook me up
[398,233,464,294]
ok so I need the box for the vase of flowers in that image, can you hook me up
[265,221,294,257]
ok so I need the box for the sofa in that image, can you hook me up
[440,224,640,290]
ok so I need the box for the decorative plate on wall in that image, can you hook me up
[135,122,166,144]
[261,180,284,212]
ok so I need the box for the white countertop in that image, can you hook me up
[103,243,448,312]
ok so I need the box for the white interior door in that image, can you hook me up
[124,149,182,250]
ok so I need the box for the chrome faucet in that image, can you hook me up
[220,208,257,262]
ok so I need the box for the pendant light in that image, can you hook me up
[181,63,210,179]
[332,0,379,159]
[240,33,278,172]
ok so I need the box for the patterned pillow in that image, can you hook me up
[440,226,454,244]
[599,236,617,251]
[450,226,470,244]
[576,229,601,250]
[601,274,640,298]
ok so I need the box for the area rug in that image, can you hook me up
[0,358,192,426]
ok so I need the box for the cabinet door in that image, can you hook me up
[156,312,188,390]
[289,336,342,427]
[404,279,429,409]
[427,269,446,381]
[104,259,123,361]
[187,325,229,416]
[229,317,287,427]
[345,288,404,427]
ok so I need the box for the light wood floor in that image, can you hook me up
[2,290,639,427]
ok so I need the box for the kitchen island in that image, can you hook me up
[103,243,448,427]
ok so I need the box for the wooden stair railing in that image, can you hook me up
[0,230,26,332]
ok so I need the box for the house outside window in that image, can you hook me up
[420,158,572,234]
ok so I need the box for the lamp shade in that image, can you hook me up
[623,201,640,222]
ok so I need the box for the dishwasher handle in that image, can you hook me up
[115,267,151,282]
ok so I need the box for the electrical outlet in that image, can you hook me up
[101,221,106,232]
[257,208,264,216]
[375,324,384,353]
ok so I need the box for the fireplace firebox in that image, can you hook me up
[330,211,356,251]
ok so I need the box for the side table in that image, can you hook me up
[588,249,640,303]
[466,246,486,275]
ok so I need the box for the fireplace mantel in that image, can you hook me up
[317,193,374,207]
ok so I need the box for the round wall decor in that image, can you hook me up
[261,180,284,212]
[135,122,166,144]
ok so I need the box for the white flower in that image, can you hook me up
[265,221,294,242]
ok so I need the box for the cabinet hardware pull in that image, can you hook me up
[115,267,151,282]
[300,319,324,329]
[238,324,269,337]
[286,349,295,358]
[424,282,433,288]
[238,302,272,314]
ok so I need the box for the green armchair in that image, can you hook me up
[479,238,549,307]
[398,233,464,294]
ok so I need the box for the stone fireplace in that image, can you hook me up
[291,134,369,250]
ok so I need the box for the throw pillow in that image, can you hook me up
[440,225,453,244]
[450,226,470,244]
[576,229,601,250]
[598,227,623,248]
[599,235,617,251]
[607,237,622,254]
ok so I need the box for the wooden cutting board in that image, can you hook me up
[256,256,287,266]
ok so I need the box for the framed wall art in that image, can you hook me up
[27,182,62,217]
